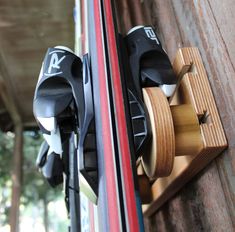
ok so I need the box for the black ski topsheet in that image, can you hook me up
[77,0,145,231]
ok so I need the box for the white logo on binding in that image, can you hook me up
[144,27,160,45]
[44,50,66,76]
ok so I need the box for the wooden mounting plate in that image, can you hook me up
[142,47,227,217]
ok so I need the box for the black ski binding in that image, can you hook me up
[123,25,177,158]
[33,46,98,232]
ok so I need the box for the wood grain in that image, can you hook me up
[170,104,202,156]
[143,47,227,217]
[142,87,175,179]
[170,0,235,226]
[138,174,152,204]
[114,0,132,34]
[9,124,23,232]
[144,162,234,232]
[0,0,74,125]
[143,0,183,62]
[127,0,145,27]
[114,0,235,229]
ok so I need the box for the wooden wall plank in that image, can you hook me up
[170,0,235,225]
[145,163,233,232]
[114,0,151,34]
[208,0,235,69]
[144,0,183,61]
[114,0,132,34]
[144,0,235,230]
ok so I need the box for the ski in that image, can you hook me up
[33,0,176,231]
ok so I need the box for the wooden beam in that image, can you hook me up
[9,124,23,232]
[0,52,22,125]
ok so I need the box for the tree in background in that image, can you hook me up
[0,131,14,226]
[21,132,65,232]
[0,131,67,232]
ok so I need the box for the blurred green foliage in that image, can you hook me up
[0,131,14,225]
[0,130,66,231]
[22,131,62,205]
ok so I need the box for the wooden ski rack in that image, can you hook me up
[138,47,227,217]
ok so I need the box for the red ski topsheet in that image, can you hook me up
[102,1,140,231]
[79,0,142,231]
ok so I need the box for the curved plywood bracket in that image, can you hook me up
[142,87,175,179]
[142,47,227,217]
